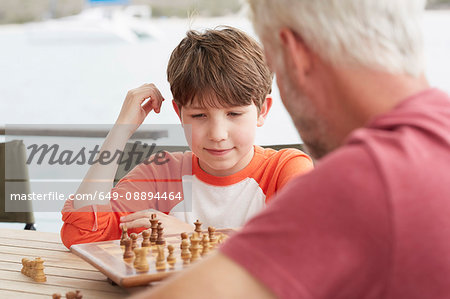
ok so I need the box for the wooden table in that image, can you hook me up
[0,228,141,298]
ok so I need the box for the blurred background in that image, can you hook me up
[1,0,449,232]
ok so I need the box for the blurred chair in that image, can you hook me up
[114,142,307,184]
[0,140,36,230]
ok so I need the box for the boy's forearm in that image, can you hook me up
[72,83,164,210]
[73,124,133,209]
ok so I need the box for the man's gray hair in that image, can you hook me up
[248,0,426,77]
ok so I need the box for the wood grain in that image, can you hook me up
[0,228,128,297]
[0,228,62,243]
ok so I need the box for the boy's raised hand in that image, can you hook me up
[120,210,193,234]
[115,83,165,133]
[70,85,163,211]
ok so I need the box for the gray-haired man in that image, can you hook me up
[133,1,450,298]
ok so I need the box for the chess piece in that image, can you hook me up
[28,260,35,277]
[66,291,83,299]
[156,222,166,245]
[180,238,191,265]
[208,226,218,248]
[23,259,31,277]
[142,229,151,247]
[33,257,46,282]
[31,260,37,278]
[180,232,188,240]
[21,258,29,276]
[123,238,135,260]
[24,259,32,277]
[134,247,149,272]
[190,235,201,262]
[201,235,210,256]
[130,233,138,250]
[194,219,202,236]
[190,232,202,249]
[149,214,159,244]
[120,225,128,246]
[52,294,61,299]
[167,244,176,268]
[155,245,166,271]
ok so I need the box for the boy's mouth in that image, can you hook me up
[204,148,233,156]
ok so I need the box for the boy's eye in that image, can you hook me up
[228,112,241,117]
[191,114,206,118]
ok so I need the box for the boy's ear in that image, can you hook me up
[257,95,273,127]
[172,100,182,120]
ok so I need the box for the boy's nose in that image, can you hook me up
[208,121,228,142]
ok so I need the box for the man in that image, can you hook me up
[132,0,450,298]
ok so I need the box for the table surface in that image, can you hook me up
[0,228,144,298]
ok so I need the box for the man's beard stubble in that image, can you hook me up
[294,117,332,160]
[281,82,337,160]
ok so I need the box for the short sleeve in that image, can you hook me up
[276,152,314,190]
[220,146,391,299]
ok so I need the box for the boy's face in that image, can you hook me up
[173,96,272,177]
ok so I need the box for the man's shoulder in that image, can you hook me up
[307,144,380,187]
[274,143,385,208]
[346,88,450,173]
[364,88,450,134]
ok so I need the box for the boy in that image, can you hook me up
[61,27,313,248]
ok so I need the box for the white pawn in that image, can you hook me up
[167,245,176,268]
[201,235,210,256]
[34,257,46,282]
[190,235,201,262]
[134,247,149,272]
[181,239,191,265]
[155,245,166,271]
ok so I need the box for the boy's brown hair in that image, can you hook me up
[167,26,273,112]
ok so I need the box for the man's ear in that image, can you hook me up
[172,100,182,120]
[278,28,312,85]
[257,95,273,127]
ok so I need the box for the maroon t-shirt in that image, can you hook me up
[221,88,450,299]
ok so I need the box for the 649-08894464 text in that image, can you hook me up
[9,191,182,201]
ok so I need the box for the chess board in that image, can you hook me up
[70,229,234,288]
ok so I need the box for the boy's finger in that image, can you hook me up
[146,88,164,113]
[120,209,159,222]
[128,88,151,102]
[126,218,152,229]
[142,98,154,115]
[120,210,151,222]
[152,98,161,113]
[154,88,165,103]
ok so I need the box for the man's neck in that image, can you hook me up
[330,67,429,141]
